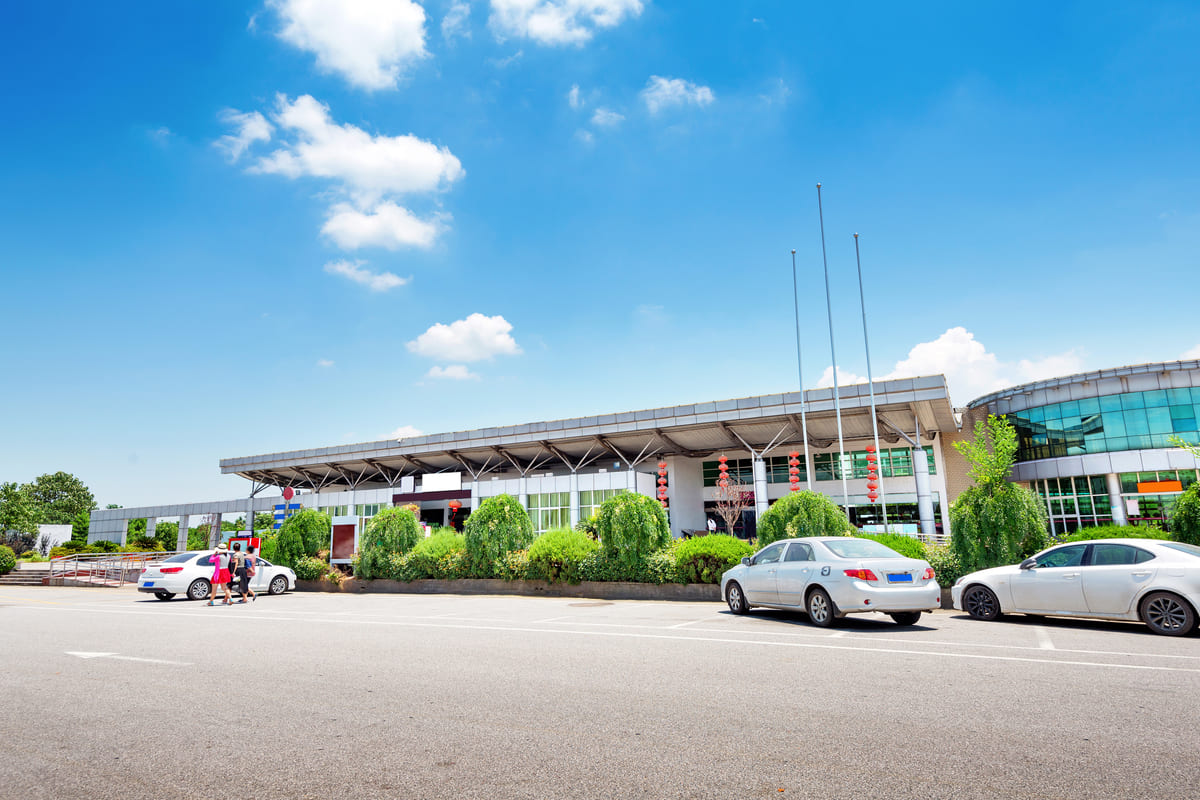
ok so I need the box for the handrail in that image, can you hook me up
[48,551,182,588]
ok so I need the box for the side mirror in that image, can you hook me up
[741,557,751,567]
[1019,558,1037,570]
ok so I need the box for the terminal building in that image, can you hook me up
[87,360,1200,551]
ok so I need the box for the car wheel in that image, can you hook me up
[962,584,1002,621]
[726,582,750,615]
[268,576,288,595]
[187,579,211,601]
[1140,591,1196,636]
[154,591,176,601]
[889,611,921,626]
[806,587,837,628]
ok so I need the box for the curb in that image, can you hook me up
[295,577,721,602]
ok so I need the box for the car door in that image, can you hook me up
[1010,544,1090,613]
[776,542,815,607]
[1082,544,1157,615]
[741,543,785,605]
[249,557,272,592]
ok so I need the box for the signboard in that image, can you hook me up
[330,516,357,565]
[273,502,302,530]
[1136,480,1183,494]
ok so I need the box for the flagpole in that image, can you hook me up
[816,183,850,514]
[790,249,814,491]
[854,233,888,531]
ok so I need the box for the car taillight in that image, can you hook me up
[923,567,935,581]
[843,569,879,581]
[160,566,184,573]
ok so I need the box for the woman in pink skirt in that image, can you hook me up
[207,541,233,606]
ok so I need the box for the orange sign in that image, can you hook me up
[1136,480,1183,494]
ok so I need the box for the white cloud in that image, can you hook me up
[590,107,624,127]
[814,327,1087,404]
[253,94,464,204]
[323,259,409,292]
[426,364,480,380]
[269,0,428,90]
[407,313,522,361]
[1183,344,1200,360]
[216,109,273,161]
[442,1,471,41]
[148,127,172,146]
[568,84,583,109]
[322,201,444,250]
[490,49,524,68]
[391,424,424,439]
[575,129,594,145]
[317,359,335,368]
[640,75,715,114]
[489,0,642,45]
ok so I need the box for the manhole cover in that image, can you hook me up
[568,601,614,607]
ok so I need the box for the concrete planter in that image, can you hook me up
[295,577,721,602]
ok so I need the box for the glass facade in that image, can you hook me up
[1031,470,1198,532]
[578,489,626,521]
[1006,387,1200,462]
[702,449,931,486]
[527,492,571,534]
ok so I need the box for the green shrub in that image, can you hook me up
[463,494,535,577]
[756,492,853,549]
[924,544,965,587]
[258,535,279,563]
[1169,484,1200,546]
[950,483,1049,573]
[92,540,119,552]
[856,532,927,560]
[293,556,328,582]
[579,546,682,584]
[1056,524,1169,543]
[386,552,420,582]
[595,493,671,575]
[48,546,70,559]
[274,523,307,570]
[495,549,531,581]
[357,506,423,580]
[126,534,160,551]
[406,530,467,579]
[435,549,469,579]
[0,546,15,575]
[527,529,600,584]
[673,535,754,584]
[278,509,331,558]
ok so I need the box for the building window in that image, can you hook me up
[811,448,936,481]
[527,492,571,534]
[579,489,625,522]
[1006,387,1200,462]
[701,459,754,487]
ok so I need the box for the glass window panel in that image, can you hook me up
[1028,406,1046,423]
[1170,403,1196,419]
[889,449,913,477]
[1100,395,1123,412]
[1147,407,1173,434]
[1101,412,1126,437]
[1192,387,1200,402]
[1143,390,1168,408]
[1123,409,1149,435]
[1042,403,1063,420]
[1060,401,1080,417]
[1121,393,1145,410]
[1077,495,1094,515]
[1120,473,1139,493]
[1077,397,1100,416]
[1168,388,1192,405]
[1129,434,1153,450]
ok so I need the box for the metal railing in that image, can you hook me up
[48,551,179,588]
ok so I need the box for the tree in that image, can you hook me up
[70,511,90,544]
[595,492,671,575]
[950,414,1049,573]
[357,506,423,579]
[756,491,853,549]
[23,472,96,525]
[277,509,331,558]
[463,494,535,578]
[711,471,752,537]
[1,482,40,554]
[1169,483,1200,546]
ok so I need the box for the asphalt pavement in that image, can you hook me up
[2,585,1198,799]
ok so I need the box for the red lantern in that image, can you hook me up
[866,480,878,490]
[867,491,878,502]
[866,444,876,453]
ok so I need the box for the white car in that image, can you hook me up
[951,538,1200,636]
[720,537,942,626]
[137,550,296,601]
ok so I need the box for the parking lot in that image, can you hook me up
[3,585,1199,799]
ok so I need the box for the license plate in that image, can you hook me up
[144,581,155,587]
[886,573,913,583]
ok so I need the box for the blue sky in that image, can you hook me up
[2,1,1199,508]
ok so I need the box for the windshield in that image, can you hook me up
[1159,542,1200,559]
[164,552,199,563]
[822,538,902,559]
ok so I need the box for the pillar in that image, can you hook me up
[569,472,580,529]
[518,475,528,509]
[209,514,223,548]
[752,456,769,521]
[120,518,129,547]
[145,517,157,542]
[1106,473,1128,526]
[913,447,934,539]
[177,515,190,551]
[247,499,255,534]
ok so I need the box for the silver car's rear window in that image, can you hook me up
[822,539,902,559]
[1159,542,1200,559]
[164,552,199,563]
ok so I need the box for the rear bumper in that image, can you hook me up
[830,582,942,614]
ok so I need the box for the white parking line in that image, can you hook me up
[1034,626,1056,650]
[17,603,1200,674]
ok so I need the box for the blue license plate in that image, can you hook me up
[887,573,913,583]
[144,581,155,587]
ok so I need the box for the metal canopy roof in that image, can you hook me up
[220,375,958,492]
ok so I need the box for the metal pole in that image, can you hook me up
[816,183,851,514]
[853,233,888,531]
[790,249,814,491]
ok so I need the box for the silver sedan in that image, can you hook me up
[951,538,1200,636]
[720,537,942,626]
